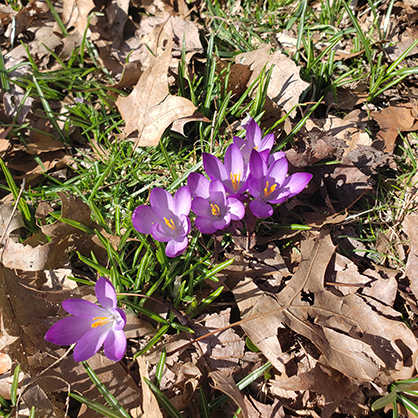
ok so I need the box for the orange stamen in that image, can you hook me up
[230,172,241,192]
[210,204,220,216]
[164,217,176,230]
[263,181,277,198]
[91,316,110,328]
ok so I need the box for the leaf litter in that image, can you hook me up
[1,0,418,416]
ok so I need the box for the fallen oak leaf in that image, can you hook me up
[209,371,248,418]
[116,34,196,146]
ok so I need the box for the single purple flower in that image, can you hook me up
[45,277,127,362]
[187,172,245,234]
[233,117,275,163]
[248,150,313,218]
[132,186,191,258]
[203,144,248,195]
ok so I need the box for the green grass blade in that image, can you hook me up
[144,377,184,418]
[80,361,131,418]
[69,393,127,418]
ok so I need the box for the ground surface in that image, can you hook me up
[1,0,418,417]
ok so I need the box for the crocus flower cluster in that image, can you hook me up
[45,277,127,362]
[132,116,312,257]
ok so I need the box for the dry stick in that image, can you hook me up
[0,178,26,261]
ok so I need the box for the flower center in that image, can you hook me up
[91,316,111,328]
[164,217,176,230]
[263,181,277,198]
[210,203,220,216]
[230,172,241,192]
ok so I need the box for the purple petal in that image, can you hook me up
[227,197,245,221]
[114,308,127,330]
[281,172,312,198]
[213,213,230,230]
[45,316,93,346]
[233,136,246,153]
[103,329,127,361]
[224,144,244,180]
[249,150,267,180]
[95,277,117,310]
[259,133,274,152]
[192,197,212,218]
[132,205,159,235]
[248,177,263,200]
[249,200,274,218]
[165,235,188,257]
[245,118,260,147]
[179,214,191,236]
[209,180,227,209]
[73,324,111,362]
[151,223,172,242]
[150,188,174,220]
[195,217,218,234]
[203,153,228,183]
[173,186,191,217]
[62,299,105,318]
[269,151,286,165]
[267,157,288,186]
[187,173,210,199]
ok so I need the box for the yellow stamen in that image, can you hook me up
[210,203,220,216]
[91,316,110,328]
[164,217,176,230]
[230,172,241,192]
[263,181,277,198]
[254,145,258,150]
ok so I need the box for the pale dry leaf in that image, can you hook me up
[137,356,163,418]
[371,104,418,152]
[0,352,11,375]
[403,214,418,299]
[0,203,24,241]
[244,396,284,418]
[62,0,95,36]
[209,371,248,418]
[116,35,196,146]
[235,44,309,117]
[271,361,359,418]
[1,239,51,271]
[233,278,286,375]
[193,308,245,374]
[171,113,211,136]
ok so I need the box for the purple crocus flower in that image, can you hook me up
[132,186,191,258]
[233,117,275,163]
[187,172,245,234]
[248,150,313,218]
[203,144,248,196]
[45,277,127,362]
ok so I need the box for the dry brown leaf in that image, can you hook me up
[170,114,211,136]
[116,35,196,146]
[111,61,143,89]
[403,214,418,299]
[271,361,359,418]
[193,308,246,374]
[1,238,51,271]
[137,356,163,418]
[209,371,248,418]
[235,44,309,117]
[234,231,417,387]
[371,104,418,152]
[244,396,284,418]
